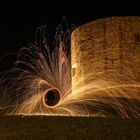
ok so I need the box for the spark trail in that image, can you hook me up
[0,20,140,118]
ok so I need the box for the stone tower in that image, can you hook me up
[71,17,140,92]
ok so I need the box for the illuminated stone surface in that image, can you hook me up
[71,17,140,92]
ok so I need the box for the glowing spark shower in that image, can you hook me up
[0,17,140,118]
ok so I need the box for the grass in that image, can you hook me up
[0,116,140,140]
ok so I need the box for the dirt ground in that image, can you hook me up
[0,116,140,140]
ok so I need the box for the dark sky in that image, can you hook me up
[0,15,139,72]
[0,15,105,72]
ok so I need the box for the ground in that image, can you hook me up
[0,116,140,140]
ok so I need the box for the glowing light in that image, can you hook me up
[0,17,140,118]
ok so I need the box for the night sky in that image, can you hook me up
[0,14,139,72]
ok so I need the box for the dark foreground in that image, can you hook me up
[0,116,140,140]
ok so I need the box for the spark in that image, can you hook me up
[0,18,140,119]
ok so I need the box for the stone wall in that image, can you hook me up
[71,17,140,90]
